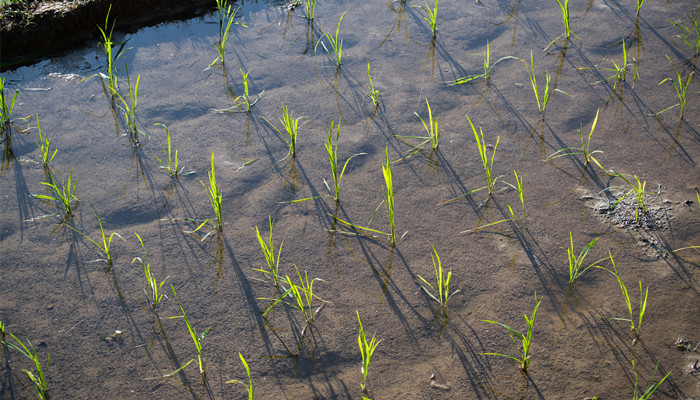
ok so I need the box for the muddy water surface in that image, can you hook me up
[1,0,700,399]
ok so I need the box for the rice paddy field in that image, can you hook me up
[1,0,699,398]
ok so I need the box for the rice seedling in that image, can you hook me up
[525,51,562,121]
[3,332,50,399]
[264,103,306,161]
[504,170,527,228]
[303,0,316,20]
[632,361,671,400]
[365,61,381,107]
[168,285,212,381]
[132,233,168,316]
[382,148,396,247]
[253,216,283,287]
[324,118,366,203]
[393,98,441,159]
[658,55,694,120]
[545,108,606,171]
[607,254,648,337]
[96,5,121,97]
[29,168,79,223]
[414,98,441,151]
[357,311,381,392]
[451,41,521,85]
[285,265,326,326]
[113,60,143,144]
[579,38,638,92]
[70,205,124,267]
[412,0,438,39]
[416,246,460,308]
[201,151,223,232]
[316,11,347,68]
[261,265,326,327]
[0,76,18,132]
[563,232,609,285]
[227,353,253,400]
[35,116,57,171]
[212,0,246,66]
[154,123,184,178]
[545,0,576,50]
[669,6,700,56]
[466,113,501,196]
[635,0,644,17]
[482,291,541,374]
[608,171,647,221]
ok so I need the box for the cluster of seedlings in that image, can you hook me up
[2,0,700,399]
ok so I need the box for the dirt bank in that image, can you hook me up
[1,0,213,68]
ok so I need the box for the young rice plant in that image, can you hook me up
[3,333,50,399]
[357,311,381,392]
[416,246,460,308]
[482,291,542,374]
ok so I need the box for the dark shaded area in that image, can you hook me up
[1,0,214,69]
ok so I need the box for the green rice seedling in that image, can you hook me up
[212,0,246,66]
[504,170,527,228]
[357,311,381,392]
[412,0,438,39]
[382,148,396,246]
[169,285,212,381]
[546,108,605,170]
[526,51,559,121]
[261,265,326,326]
[393,98,441,159]
[30,168,79,223]
[545,0,576,50]
[71,205,124,267]
[253,216,283,287]
[632,361,671,400]
[365,61,381,107]
[482,291,541,374]
[451,41,522,85]
[235,68,262,113]
[635,0,645,17]
[324,118,366,203]
[35,116,57,170]
[132,233,168,315]
[608,254,648,337]
[563,232,609,285]
[416,246,460,308]
[415,98,440,151]
[113,60,143,144]
[285,265,325,326]
[227,353,253,400]
[3,332,50,399]
[264,103,306,161]
[96,5,121,96]
[658,55,694,120]
[579,38,638,92]
[327,151,396,245]
[608,171,647,221]
[201,151,223,232]
[0,76,18,132]
[154,123,184,178]
[669,6,700,56]
[316,11,347,68]
[466,114,501,196]
[303,0,317,20]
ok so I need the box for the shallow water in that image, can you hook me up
[1,0,700,398]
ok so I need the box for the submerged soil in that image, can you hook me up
[1,0,700,399]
